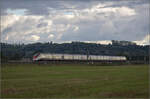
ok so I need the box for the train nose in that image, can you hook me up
[33,56,37,60]
[33,53,40,61]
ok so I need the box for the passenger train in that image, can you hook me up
[33,53,127,62]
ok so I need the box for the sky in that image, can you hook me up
[1,0,150,45]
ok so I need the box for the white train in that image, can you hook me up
[33,53,127,61]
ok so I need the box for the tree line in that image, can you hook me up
[0,40,149,62]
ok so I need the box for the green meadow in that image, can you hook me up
[1,63,149,98]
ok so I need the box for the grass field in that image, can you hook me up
[1,63,149,98]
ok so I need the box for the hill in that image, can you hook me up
[0,40,149,62]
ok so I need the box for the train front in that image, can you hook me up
[33,53,40,61]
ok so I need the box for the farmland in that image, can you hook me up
[1,63,149,98]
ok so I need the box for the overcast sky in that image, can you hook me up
[1,0,150,45]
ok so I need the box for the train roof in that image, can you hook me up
[35,53,126,57]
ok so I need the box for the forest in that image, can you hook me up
[0,40,149,62]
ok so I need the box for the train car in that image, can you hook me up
[64,54,73,60]
[33,53,127,62]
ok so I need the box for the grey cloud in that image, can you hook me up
[37,23,48,28]
[1,0,149,15]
